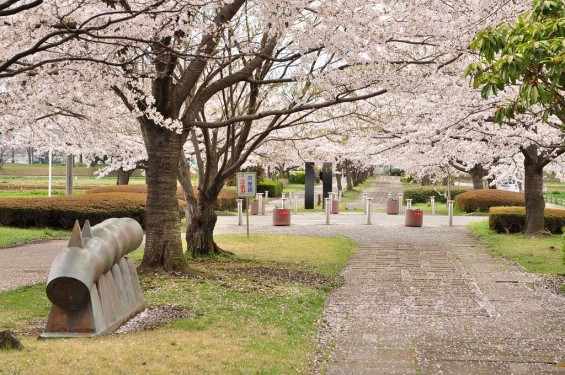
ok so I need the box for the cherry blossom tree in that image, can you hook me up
[1,0,535,272]
[465,0,565,233]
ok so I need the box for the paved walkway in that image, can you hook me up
[0,240,66,292]
[1,177,564,374]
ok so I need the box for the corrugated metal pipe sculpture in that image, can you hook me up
[41,218,147,338]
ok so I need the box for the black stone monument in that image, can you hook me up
[322,162,332,207]
[305,162,315,209]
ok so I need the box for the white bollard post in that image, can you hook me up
[293,193,298,214]
[256,193,264,215]
[406,199,413,210]
[387,192,392,200]
[265,191,269,203]
[237,199,243,226]
[281,198,288,209]
[362,192,368,214]
[430,196,436,216]
[325,198,331,225]
[448,200,454,227]
[398,192,404,214]
[366,198,373,225]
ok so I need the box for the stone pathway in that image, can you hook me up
[0,240,66,292]
[322,226,565,374]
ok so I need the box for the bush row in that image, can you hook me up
[257,180,283,197]
[87,184,237,211]
[0,193,149,229]
[489,206,565,234]
[288,171,306,184]
[402,186,471,204]
[455,189,525,213]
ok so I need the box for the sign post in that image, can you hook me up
[237,172,257,238]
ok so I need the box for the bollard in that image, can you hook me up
[430,196,436,216]
[237,199,243,225]
[325,198,331,225]
[387,192,392,200]
[406,199,413,210]
[398,192,404,214]
[448,200,454,227]
[281,197,287,209]
[41,218,147,338]
[366,198,373,225]
[257,193,264,215]
[362,192,368,214]
[265,191,269,204]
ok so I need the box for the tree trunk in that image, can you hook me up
[139,124,186,273]
[116,168,134,185]
[523,149,545,234]
[336,171,343,194]
[27,147,33,164]
[178,155,197,225]
[468,164,488,190]
[345,165,353,190]
[186,189,223,257]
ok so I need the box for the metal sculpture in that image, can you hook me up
[41,218,147,338]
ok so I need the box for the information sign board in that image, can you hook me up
[236,172,257,197]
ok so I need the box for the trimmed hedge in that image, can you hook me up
[289,171,306,184]
[402,186,471,204]
[0,193,148,229]
[455,189,525,213]
[257,180,283,197]
[489,206,565,234]
[87,184,237,211]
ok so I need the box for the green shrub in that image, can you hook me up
[455,189,525,213]
[389,168,404,176]
[402,186,470,204]
[288,171,306,184]
[489,206,565,234]
[0,193,149,229]
[87,184,237,211]
[257,180,283,197]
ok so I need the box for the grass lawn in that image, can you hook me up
[0,162,149,189]
[412,202,469,216]
[468,221,565,293]
[0,227,69,248]
[0,234,355,374]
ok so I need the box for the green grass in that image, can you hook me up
[0,176,147,188]
[0,234,355,374]
[545,190,565,206]
[0,163,144,177]
[0,189,69,198]
[412,202,468,216]
[468,221,565,275]
[0,227,69,248]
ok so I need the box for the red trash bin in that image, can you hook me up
[250,201,265,215]
[331,199,339,214]
[405,209,423,227]
[386,199,399,215]
[273,208,291,226]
